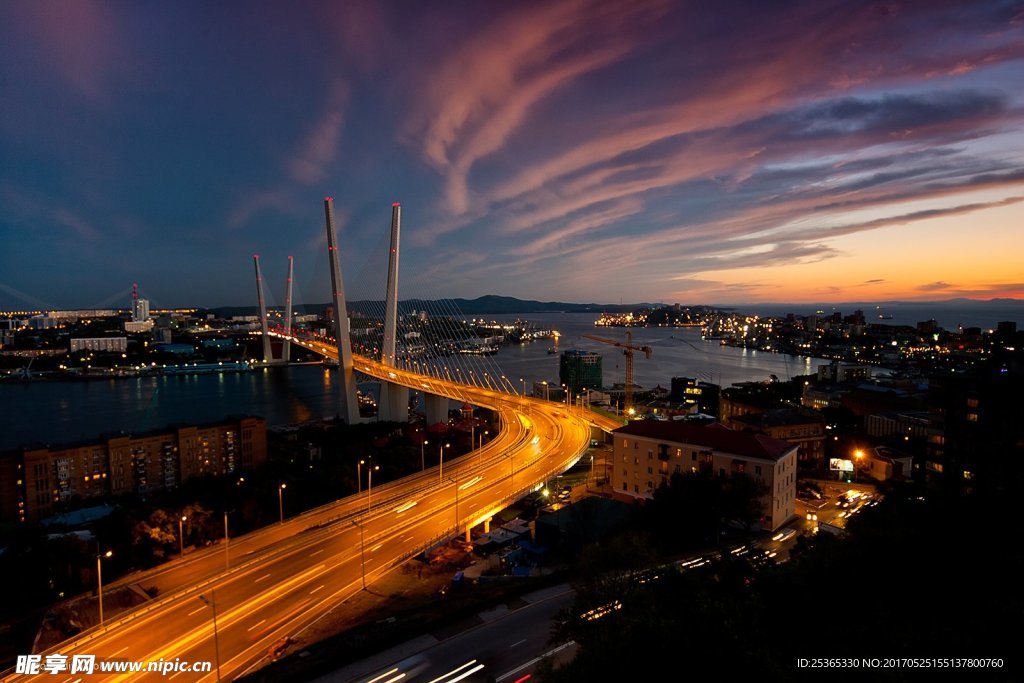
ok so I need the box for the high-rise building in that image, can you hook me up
[0,416,267,523]
[133,298,150,322]
[559,349,602,395]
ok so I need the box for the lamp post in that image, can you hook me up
[367,464,380,513]
[197,592,222,682]
[420,440,428,471]
[479,430,488,449]
[278,483,286,523]
[520,378,526,397]
[178,515,187,557]
[357,459,365,493]
[352,519,367,590]
[223,510,230,572]
[449,475,460,533]
[438,442,450,484]
[96,549,112,626]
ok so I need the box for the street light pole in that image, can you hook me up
[367,464,379,513]
[420,440,428,471]
[96,549,112,626]
[449,475,460,533]
[352,519,366,590]
[357,459,364,494]
[438,443,450,484]
[278,483,286,523]
[223,511,230,572]
[178,515,187,557]
[198,592,222,682]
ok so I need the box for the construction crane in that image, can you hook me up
[582,331,652,416]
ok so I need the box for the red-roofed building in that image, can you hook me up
[612,420,798,530]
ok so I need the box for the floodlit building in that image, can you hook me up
[70,337,128,353]
[559,349,602,395]
[0,416,267,523]
[612,420,798,530]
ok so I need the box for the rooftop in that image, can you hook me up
[614,420,796,461]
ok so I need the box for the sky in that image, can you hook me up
[2,0,1023,310]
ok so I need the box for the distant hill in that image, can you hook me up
[208,295,657,318]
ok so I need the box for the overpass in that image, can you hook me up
[4,202,623,682]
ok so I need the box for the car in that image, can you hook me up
[267,637,295,661]
[805,512,818,521]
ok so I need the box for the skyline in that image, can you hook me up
[2,1,1023,310]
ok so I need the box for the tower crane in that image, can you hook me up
[582,331,652,416]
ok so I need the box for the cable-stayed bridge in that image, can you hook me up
[4,201,623,683]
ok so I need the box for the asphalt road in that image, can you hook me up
[5,346,621,683]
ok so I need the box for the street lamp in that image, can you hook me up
[448,475,460,533]
[367,463,380,513]
[438,443,450,484]
[223,510,231,572]
[96,549,112,626]
[178,515,187,557]
[357,459,366,493]
[352,518,367,590]
[278,483,287,523]
[480,430,488,449]
[520,378,526,397]
[197,592,222,682]
[420,440,428,471]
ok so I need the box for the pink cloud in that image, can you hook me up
[286,80,349,184]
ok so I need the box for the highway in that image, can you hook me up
[5,339,621,682]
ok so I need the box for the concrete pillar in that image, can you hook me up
[282,255,293,362]
[465,528,471,543]
[483,517,491,533]
[323,197,361,424]
[253,255,273,363]
[424,393,448,426]
[379,203,409,421]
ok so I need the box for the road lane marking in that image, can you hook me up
[310,584,325,594]
[187,606,206,616]
[366,668,400,683]
[310,549,325,556]
[509,639,526,648]
[110,646,128,657]
[255,573,271,582]
[247,619,266,631]
[497,641,575,681]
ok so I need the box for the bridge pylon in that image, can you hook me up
[379,202,409,422]
[324,197,362,424]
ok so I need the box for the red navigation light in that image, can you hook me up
[392,202,400,207]
[325,196,333,202]
[253,254,259,259]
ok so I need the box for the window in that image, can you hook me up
[754,465,762,477]
[647,466,653,475]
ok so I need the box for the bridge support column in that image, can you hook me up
[483,517,491,533]
[324,197,361,424]
[424,393,448,426]
[465,528,471,543]
[253,255,273,363]
[378,202,409,422]
[379,383,409,423]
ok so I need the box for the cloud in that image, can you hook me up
[917,281,955,292]
[12,1,125,102]
[405,0,670,214]
[227,80,349,228]
[53,208,100,240]
[285,80,349,185]
[864,279,886,284]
